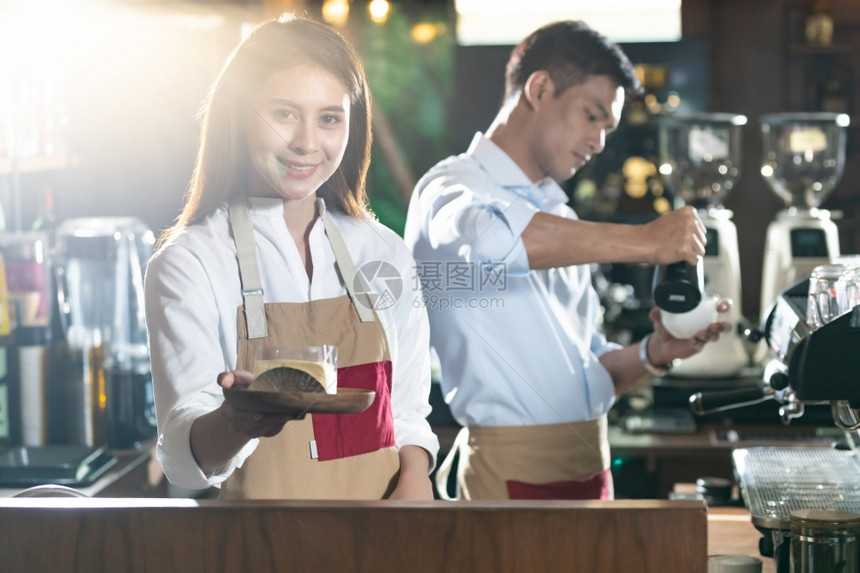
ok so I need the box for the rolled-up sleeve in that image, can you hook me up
[145,245,255,489]
[420,175,538,273]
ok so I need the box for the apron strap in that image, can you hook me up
[318,199,376,323]
[227,197,375,333]
[228,200,268,339]
[434,426,469,501]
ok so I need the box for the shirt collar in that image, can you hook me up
[246,196,286,217]
[245,196,330,222]
[466,132,570,211]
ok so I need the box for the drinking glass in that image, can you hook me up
[841,264,860,312]
[254,345,338,394]
[807,264,848,330]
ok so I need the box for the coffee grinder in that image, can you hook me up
[657,113,750,377]
[758,113,849,322]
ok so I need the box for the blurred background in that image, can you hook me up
[1,0,859,322]
[2,0,860,509]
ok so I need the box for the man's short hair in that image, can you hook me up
[505,21,642,101]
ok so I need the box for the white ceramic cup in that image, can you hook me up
[661,292,720,339]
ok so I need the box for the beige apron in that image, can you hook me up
[220,199,400,500]
[438,416,612,500]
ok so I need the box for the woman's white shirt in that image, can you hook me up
[145,198,439,490]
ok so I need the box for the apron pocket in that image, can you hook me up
[312,361,395,461]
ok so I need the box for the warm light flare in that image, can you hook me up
[369,0,390,24]
[666,92,681,109]
[321,0,350,28]
[0,0,226,192]
[653,197,671,213]
[411,22,446,44]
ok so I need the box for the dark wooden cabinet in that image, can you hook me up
[784,44,853,114]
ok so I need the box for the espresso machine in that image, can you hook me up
[758,113,849,323]
[693,278,860,572]
[52,217,157,450]
[657,113,750,377]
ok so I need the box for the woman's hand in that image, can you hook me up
[217,370,298,438]
[190,370,300,478]
[647,299,734,364]
[388,445,434,500]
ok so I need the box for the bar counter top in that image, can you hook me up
[708,506,773,572]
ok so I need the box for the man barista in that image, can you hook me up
[403,20,732,500]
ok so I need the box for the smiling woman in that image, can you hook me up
[245,65,351,204]
[162,13,374,241]
[144,14,439,502]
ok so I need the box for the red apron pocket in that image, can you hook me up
[506,469,613,500]
[312,361,395,461]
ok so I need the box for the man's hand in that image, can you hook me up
[647,298,734,364]
[644,206,707,267]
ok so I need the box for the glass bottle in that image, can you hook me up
[805,0,834,47]
[0,253,12,449]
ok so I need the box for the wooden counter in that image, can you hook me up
[0,498,708,572]
[708,506,774,573]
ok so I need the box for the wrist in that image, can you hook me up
[399,445,432,475]
[647,334,671,366]
[639,334,676,377]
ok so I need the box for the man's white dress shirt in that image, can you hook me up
[403,132,620,428]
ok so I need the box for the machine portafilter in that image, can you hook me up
[689,278,805,421]
[691,276,860,427]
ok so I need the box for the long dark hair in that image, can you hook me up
[158,14,372,248]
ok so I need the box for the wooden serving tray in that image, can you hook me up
[223,387,375,415]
